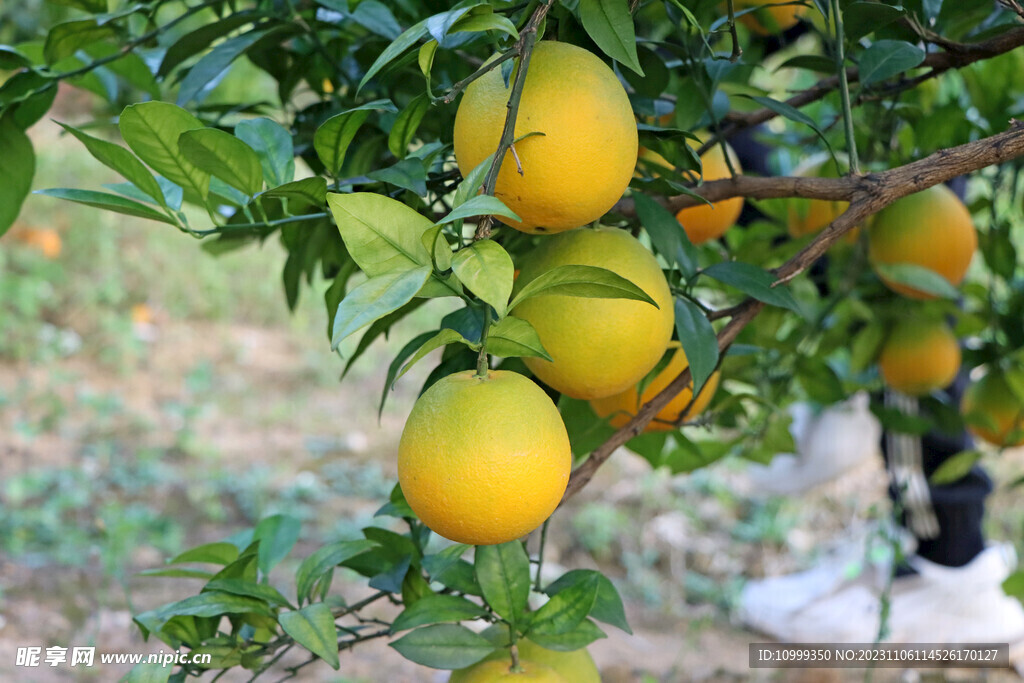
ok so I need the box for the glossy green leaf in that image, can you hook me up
[396,328,477,381]
[527,573,599,636]
[1003,571,1024,604]
[452,240,515,317]
[253,514,301,576]
[849,321,886,373]
[930,450,983,485]
[57,122,166,206]
[34,188,176,224]
[295,540,375,603]
[136,568,214,580]
[0,114,35,236]
[119,102,209,201]
[391,594,488,633]
[261,177,327,210]
[486,316,552,361]
[437,195,521,226]
[134,592,273,634]
[474,542,530,624]
[179,128,263,196]
[169,542,240,566]
[843,2,906,41]
[578,0,644,75]
[280,603,340,669]
[859,40,926,87]
[702,262,801,312]
[44,19,114,64]
[358,19,428,93]
[177,30,269,105]
[450,10,519,39]
[873,263,959,298]
[632,192,698,277]
[526,618,606,651]
[509,265,658,311]
[389,93,431,158]
[544,570,631,634]
[346,0,403,38]
[674,297,719,395]
[235,118,295,187]
[159,11,263,77]
[332,267,432,349]
[203,579,294,609]
[326,192,433,275]
[315,111,369,176]
[367,157,428,196]
[389,624,494,669]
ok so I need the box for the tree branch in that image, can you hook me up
[698,26,1024,155]
[562,119,1024,503]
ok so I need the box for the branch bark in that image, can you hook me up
[562,119,1024,503]
[698,26,1024,155]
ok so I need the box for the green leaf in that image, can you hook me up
[843,2,906,42]
[740,95,832,153]
[509,265,658,311]
[34,188,176,224]
[235,118,295,187]
[158,11,262,77]
[873,263,959,298]
[177,30,270,105]
[437,195,521,226]
[421,225,452,271]
[422,544,472,581]
[391,594,488,633]
[674,297,719,396]
[326,192,433,276]
[396,328,477,381]
[474,542,530,624]
[527,618,606,651]
[380,330,435,416]
[169,542,240,566]
[452,240,515,318]
[702,262,801,312]
[486,316,552,361]
[119,102,209,202]
[315,105,380,176]
[137,568,214,580]
[279,603,340,669]
[0,114,34,236]
[375,482,417,518]
[57,122,166,206]
[543,569,631,634]
[178,128,263,196]
[859,40,925,87]
[930,450,983,485]
[253,514,301,576]
[358,19,428,93]
[134,592,273,634]
[389,93,431,158]
[295,540,375,604]
[578,0,644,76]
[203,579,294,609]
[559,397,616,457]
[632,192,697,277]
[527,573,599,636]
[0,45,32,70]
[849,322,885,373]
[389,624,494,669]
[796,358,845,404]
[119,662,172,683]
[453,154,493,209]
[44,19,114,64]
[332,267,432,349]
[450,9,519,39]
[261,177,327,210]
[367,157,428,196]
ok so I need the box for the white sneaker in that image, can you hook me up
[747,392,881,495]
[739,544,1024,650]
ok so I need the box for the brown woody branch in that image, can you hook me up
[562,119,1024,503]
[698,26,1024,155]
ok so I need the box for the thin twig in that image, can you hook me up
[440,49,518,105]
[562,120,1024,503]
[829,0,859,174]
[725,0,743,62]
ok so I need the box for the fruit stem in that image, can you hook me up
[509,643,523,673]
[534,519,550,592]
[830,0,861,175]
[725,0,742,62]
[475,309,492,378]
[474,0,556,241]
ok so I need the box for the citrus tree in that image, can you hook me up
[3,0,1024,680]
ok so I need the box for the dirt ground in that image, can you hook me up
[2,314,1021,683]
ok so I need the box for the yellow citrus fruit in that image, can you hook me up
[450,658,568,683]
[733,0,806,35]
[877,319,961,396]
[453,41,638,234]
[867,184,977,299]
[512,227,674,400]
[962,370,1024,448]
[674,142,744,245]
[398,370,570,545]
[590,343,720,431]
[450,640,598,683]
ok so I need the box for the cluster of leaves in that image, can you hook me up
[3,0,1024,678]
[125,495,629,682]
